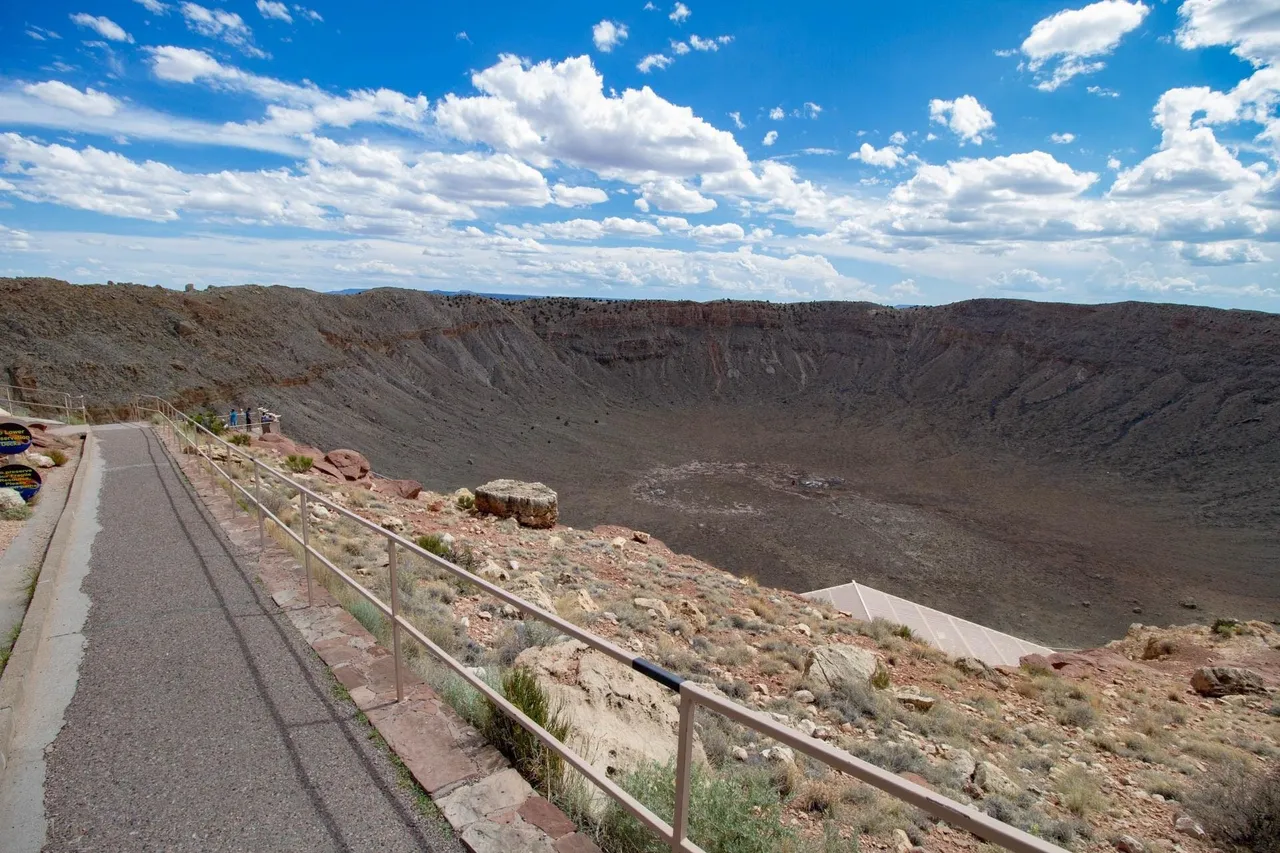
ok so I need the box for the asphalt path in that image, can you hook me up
[40,425,462,852]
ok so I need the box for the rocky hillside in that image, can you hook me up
[5,277,1279,645]
[198,430,1280,853]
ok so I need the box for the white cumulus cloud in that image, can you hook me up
[593,20,628,52]
[928,95,995,144]
[1050,132,1076,144]
[69,13,133,43]
[433,55,749,181]
[762,130,778,146]
[180,3,266,58]
[637,54,672,73]
[256,0,292,23]
[1020,0,1149,91]
[849,142,904,168]
[134,0,171,14]
[552,184,609,207]
[21,81,120,117]
[639,177,717,213]
[670,2,691,23]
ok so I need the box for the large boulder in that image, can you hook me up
[1190,666,1267,697]
[515,640,703,814]
[381,478,423,500]
[804,644,882,692]
[475,479,558,529]
[974,761,1019,798]
[325,448,370,481]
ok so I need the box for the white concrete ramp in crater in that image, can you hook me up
[802,580,1052,667]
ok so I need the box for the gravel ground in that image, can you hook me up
[42,425,463,852]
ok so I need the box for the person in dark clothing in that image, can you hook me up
[244,407,254,429]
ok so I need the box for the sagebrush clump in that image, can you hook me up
[284,454,313,473]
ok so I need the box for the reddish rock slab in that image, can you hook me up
[555,833,604,853]
[254,433,297,455]
[325,448,370,480]
[519,796,577,839]
[368,700,484,794]
[381,478,423,500]
[311,458,344,480]
[314,637,364,668]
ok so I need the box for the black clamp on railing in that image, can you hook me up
[631,657,685,692]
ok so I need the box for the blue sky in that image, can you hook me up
[1,0,1278,310]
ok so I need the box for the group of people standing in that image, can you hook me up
[227,406,275,432]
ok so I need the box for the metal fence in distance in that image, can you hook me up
[2,384,88,424]
[137,395,1068,853]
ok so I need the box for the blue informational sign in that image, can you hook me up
[0,464,40,501]
[0,423,32,456]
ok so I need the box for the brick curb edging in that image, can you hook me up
[170,442,601,853]
[0,429,94,778]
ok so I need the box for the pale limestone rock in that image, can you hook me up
[479,560,509,581]
[894,689,937,712]
[633,597,670,619]
[474,480,557,529]
[974,761,1019,797]
[805,644,882,691]
[508,572,556,614]
[27,452,55,468]
[676,599,708,631]
[515,640,704,815]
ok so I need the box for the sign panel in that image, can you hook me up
[0,464,41,502]
[0,423,32,455]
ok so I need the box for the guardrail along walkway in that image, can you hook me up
[39,425,461,852]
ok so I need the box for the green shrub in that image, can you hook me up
[284,454,314,474]
[456,493,475,510]
[228,433,251,447]
[348,598,386,636]
[415,533,453,560]
[480,666,570,795]
[598,762,796,853]
[817,678,893,724]
[1,504,32,522]
[1188,764,1280,852]
[190,411,226,436]
[1056,700,1099,730]
[1055,766,1104,817]
[1213,618,1241,637]
[47,449,68,466]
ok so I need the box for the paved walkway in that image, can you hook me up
[27,425,462,852]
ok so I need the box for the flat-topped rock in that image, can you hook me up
[475,479,558,529]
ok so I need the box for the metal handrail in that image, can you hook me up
[136,395,1068,853]
[2,384,88,424]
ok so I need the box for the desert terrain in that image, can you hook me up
[4,277,1278,647]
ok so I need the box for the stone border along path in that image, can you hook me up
[171,431,603,853]
[0,428,85,657]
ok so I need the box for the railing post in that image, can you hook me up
[388,537,404,703]
[300,491,314,607]
[671,689,696,852]
[254,459,264,550]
